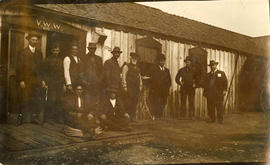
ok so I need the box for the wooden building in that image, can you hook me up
[0,2,268,120]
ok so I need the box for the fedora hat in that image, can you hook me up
[106,87,118,93]
[130,52,139,59]
[184,56,192,63]
[111,47,122,54]
[156,54,166,61]
[25,32,41,40]
[208,60,219,66]
[87,42,97,48]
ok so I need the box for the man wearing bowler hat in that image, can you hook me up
[122,52,142,120]
[16,32,47,124]
[98,86,131,131]
[81,42,103,111]
[175,56,196,119]
[103,47,122,91]
[203,60,228,124]
[149,54,171,120]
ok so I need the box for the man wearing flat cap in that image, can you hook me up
[203,60,228,124]
[175,56,196,120]
[149,54,171,120]
[16,32,47,124]
[81,42,103,111]
[122,52,142,120]
[103,47,122,92]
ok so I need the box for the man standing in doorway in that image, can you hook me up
[81,42,103,111]
[149,54,171,120]
[45,43,64,124]
[63,42,82,94]
[103,47,122,92]
[17,32,46,124]
[175,56,196,120]
[122,53,142,120]
[203,60,228,124]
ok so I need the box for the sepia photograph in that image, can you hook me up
[0,0,269,164]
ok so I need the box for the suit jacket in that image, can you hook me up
[81,53,103,91]
[149,65,171,97]
[16,47,44,85]
[175,66,196,89]
[44,55,64,87]
[63,94,92,127]
[203,70,228,98]
[16,47,45,102]
[99,98,126,120]
[103,58,121,89]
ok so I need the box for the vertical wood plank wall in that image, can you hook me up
[97,27,247,119]
[0,11,248,119]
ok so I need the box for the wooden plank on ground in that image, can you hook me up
[22,124,76,145]
[42,123,85,143]
[1,132,152,159]
[0,133,32,152]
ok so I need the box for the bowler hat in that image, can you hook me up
[111,47,122,54]
[184,56,192,63]
[130,52,139,59]
[208,60,219,66]
[87,42,97,48]
[25,32,41,40]
[156,54,166,61]
[106,87,118,93]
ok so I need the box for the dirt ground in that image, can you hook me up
[1,112,269,164]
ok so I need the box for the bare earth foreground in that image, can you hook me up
[0,112,269,164]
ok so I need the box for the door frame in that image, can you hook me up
[6,27,47,114]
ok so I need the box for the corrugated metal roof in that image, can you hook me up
[35,3,267,57]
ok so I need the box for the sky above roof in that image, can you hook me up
[137,0,270,37]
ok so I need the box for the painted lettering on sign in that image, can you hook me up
[36,19,63,32]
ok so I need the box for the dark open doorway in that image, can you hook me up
[46,32,74,59]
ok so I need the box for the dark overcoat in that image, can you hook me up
[103,58,121,90]
[16,47,44,102]
[203,70,228,98]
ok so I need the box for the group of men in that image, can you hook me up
[16,32,228,139]
[175,57,228,124]
[16,32,143,138]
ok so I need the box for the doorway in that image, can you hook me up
[46,32,74,59]
[6,29,44,114]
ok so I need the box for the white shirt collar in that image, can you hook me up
[29,45,36,53]
[159,65,165,71]
[211,69,217,74]
[72,55,79,63]
[110,99,116,108]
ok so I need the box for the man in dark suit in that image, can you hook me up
[63,85,102,138]
[103,47,122,92]
[44,44,64,124]
[98,87,131,131]
[203,60,228,124]
[149,54,171,120]
[81,42,104,111]
[175,56,196,119]
[16,32,46,124]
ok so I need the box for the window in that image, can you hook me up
[188,47,207,87]
[136,37,161,78]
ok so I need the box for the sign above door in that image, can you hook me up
[4,16,85,36]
